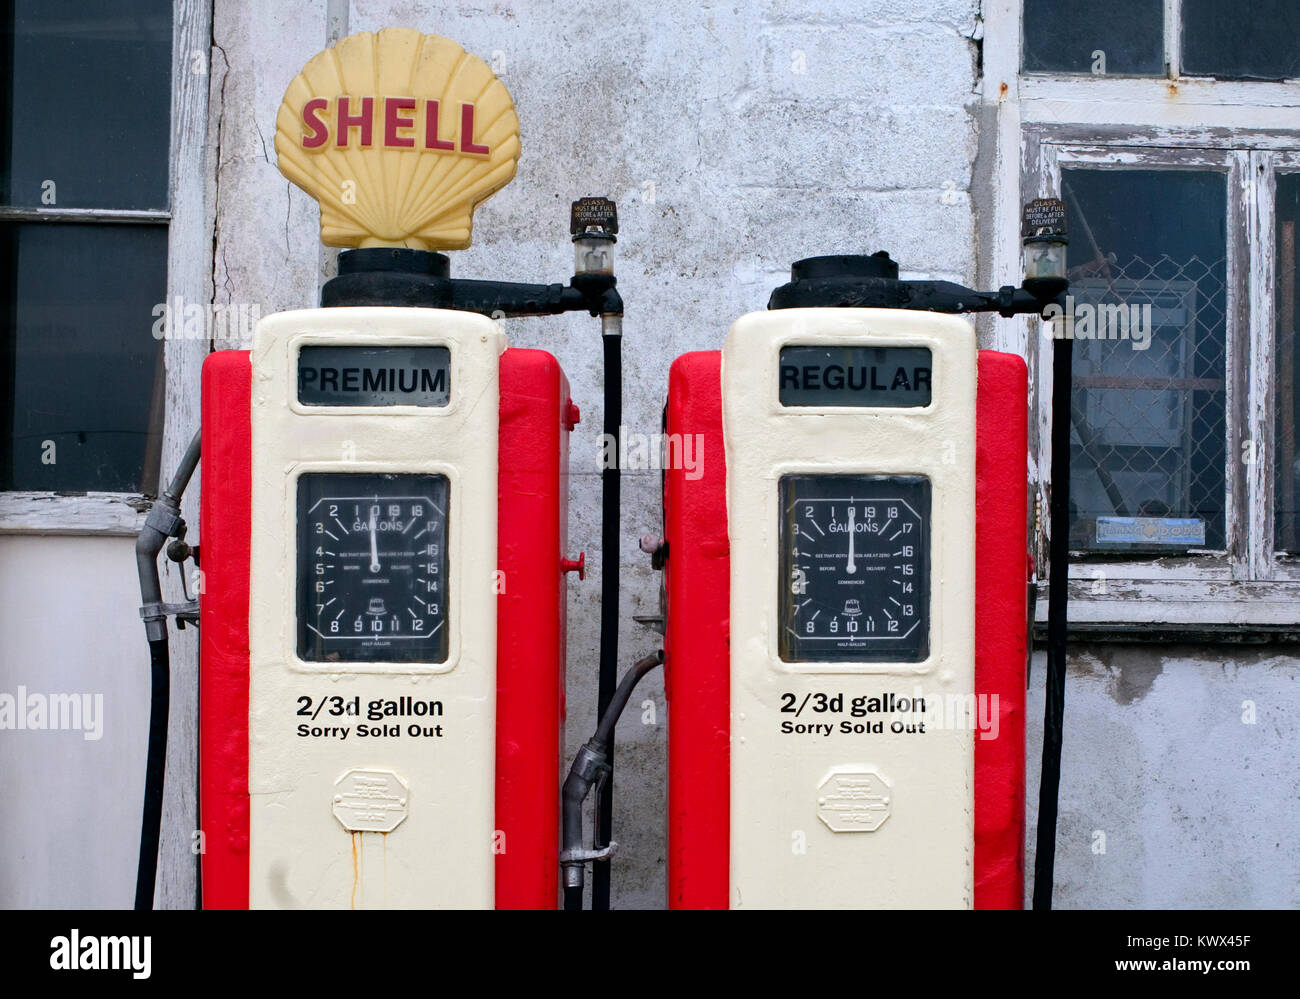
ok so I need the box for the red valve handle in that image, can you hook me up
[561,552,586,580]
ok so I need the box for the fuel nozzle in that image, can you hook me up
[560,650,663,909]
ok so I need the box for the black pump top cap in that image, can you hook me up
[789,252,898,282]
[323,248,453,308]
[767,251,910,310]
[337,247,451,279]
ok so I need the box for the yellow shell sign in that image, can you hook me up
[274,28,521,251]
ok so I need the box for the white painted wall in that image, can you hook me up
[1026,646,1300,908]
[0,537,153,908]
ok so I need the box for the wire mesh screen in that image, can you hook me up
[1066,255,1228,552]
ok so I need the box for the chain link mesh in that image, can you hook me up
[1066,253,1228,551]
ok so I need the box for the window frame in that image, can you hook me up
[982,0,1300,633]
[0,0,212,537]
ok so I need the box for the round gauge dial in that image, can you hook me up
[779,474,930,663]
[296,472,449,663]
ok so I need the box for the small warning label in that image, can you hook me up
[332,768,409,833]
[816,767,891,833]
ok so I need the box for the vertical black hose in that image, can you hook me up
[135,636,170,909]
[133,429,199,910]
[563,885,583,911]
[1033,335,1073,910]
[593,322,622,910]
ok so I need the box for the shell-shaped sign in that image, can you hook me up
[274,29,521,251]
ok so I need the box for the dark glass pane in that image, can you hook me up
[0,222,167,491]
[1183,0,1300,81]
[1023,0,1164,75]
[1060,169,1227,553]
[1274,174,1300,551]
[1,0,172,209]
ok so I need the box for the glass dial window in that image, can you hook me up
[779,474,930,663]
[297,473,449,664]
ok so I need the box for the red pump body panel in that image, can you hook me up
[199,349,253,910]
[972,349,1029,910]
[663,348,1029,909]
[495,348,571,909]
[198,346,571,909]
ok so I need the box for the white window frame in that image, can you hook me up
[0,0,212,537]
[982,0,1300,634]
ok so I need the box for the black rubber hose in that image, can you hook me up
[563,885,583,911]
[593,319,622,911]
[1033,335,1073,910]
[594,651,663,748]
[135,636,170,910]
[164,434,202,507]
[133,429,200,910]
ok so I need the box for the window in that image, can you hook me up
[0,0,210,537]
[981,4,1300,632]
[1024,0,1300,82]
[1023,0,1164,76]
[1062,168,1227,554]
[0,0,171,496]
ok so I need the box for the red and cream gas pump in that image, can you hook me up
[190,29,622,910]
[661,239,1068,909]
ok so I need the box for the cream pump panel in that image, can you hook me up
[722,308,977,909]
[248,307,503,909]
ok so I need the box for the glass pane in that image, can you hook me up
[1023,0,1164,76]
[0,222,167,492]
[0,0,172,209]
[1183,0,1300,81]
[1274,174,1300,552]
[1060,169,1228,553]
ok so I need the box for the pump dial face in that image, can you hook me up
[297,473,449,663]
[779,474,930,663]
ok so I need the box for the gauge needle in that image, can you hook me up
[846,506,857,574]
[369,510,381,574]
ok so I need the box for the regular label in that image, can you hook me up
[778,345,932,408]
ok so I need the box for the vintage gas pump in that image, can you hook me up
[189,29,620,909]
[661,221,1067,908]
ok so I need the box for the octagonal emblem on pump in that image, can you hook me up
[816,766,891,833]
[332,768,409,833]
